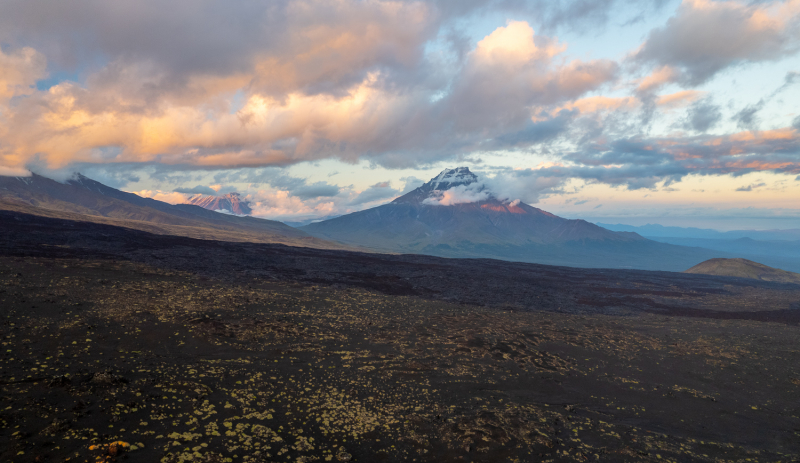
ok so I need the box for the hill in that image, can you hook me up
[302,167,729,271]
[685,258,800,284]
[0,173,348,249]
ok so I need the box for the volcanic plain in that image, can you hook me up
[2,211,800,463]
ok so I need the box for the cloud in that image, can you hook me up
[0,16,624,172]
[132,190,191,204]
[442,20,618,133]
[732,99,766,131]
[173,185,217,196]
[736,182,766,191]
[684,98,722,132]
[290,182,340,200]
[422,183,490,205]
[515,0,672,34]
[207,168,341,200]
[0,0,439,96]
[656,90,702,108]
[553,126,800,188]
[248,189,337,221]
[634,0,800,85]
[418,168,566,206]
[490,109,576,147]
[0,0,797,218]
[0,46,46,101]
[636,65,679,93]
[0,165,30,176]
[350,181,400,205]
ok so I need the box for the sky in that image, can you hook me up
[1,0,799,230]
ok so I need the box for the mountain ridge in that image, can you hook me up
[0,173,350,250]
[301,167,728,271]
[185,192,252,215]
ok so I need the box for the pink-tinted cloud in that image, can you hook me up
[0,46,46,101]
[635,0,800,85]
[445,21,618,131]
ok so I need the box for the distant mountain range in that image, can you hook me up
[185,192,252,215]
[301,167,729,271]
[5,170,799,273]
[598,222,800,241]
[599,223,800,273]
[0,173,346,249]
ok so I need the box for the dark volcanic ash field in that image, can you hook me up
[1,211,800,462]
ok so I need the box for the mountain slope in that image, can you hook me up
[685,258,800,284]
[0,174,348,249]
[302,168,728,271]
[185,192,252,215]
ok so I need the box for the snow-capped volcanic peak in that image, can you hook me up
[428,167,478,191]
[186,192,252,216]
[392,167,492,205]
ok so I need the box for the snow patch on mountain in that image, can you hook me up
[392,166,562,207]
[417,167,504,206]
[429,167,479,190]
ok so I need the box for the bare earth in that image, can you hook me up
[1,212,800,462]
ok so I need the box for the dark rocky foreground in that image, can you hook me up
[2,210,800,323]
[1,211,800,462]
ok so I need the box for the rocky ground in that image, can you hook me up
[1,212,800,462]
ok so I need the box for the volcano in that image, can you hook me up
[185,192,252,215]
[301,167,726,270]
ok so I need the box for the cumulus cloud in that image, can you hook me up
[248,189,337,221]
[422,183,490,205]
[350,181,401,205]
[0,15,626,173]
[0,0,798,217]
[634,0,800,86]
[419,169,566,206]
[0,46,46,101]
[132,190,192,205]
[444,21,617,132]
[482,170,567,204]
